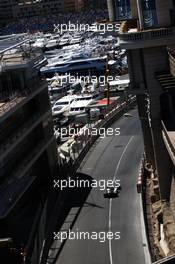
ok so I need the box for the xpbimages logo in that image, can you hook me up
[53,178,121,191]
[59,73,119,87]
[54,229,121,243]
[54,21,119,35]
[59,127,120,139]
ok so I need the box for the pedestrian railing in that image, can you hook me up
[0,78,46,117]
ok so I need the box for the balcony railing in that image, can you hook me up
[119,20,175,48]
[0,171,36,219]
[162,120,175,165]
[169,52,175,78]
[0,77,47,118]
[0,136,55,218]
[0,110,51,159]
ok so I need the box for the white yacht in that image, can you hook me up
[45,49,61,58]
[43,33,52,40]
[45,35,60,50]
[41,56,107,76]
[47,52,74,65]
[33,38,48,49]
[48,75,71,103]
[59,34,71,47]
[68,100,92,116]
[109,78,130,91]
[67,93,100,116]
[69,36,82,45]
[52,95,77,117]
[49,86,69,105]
[62,43,81,51]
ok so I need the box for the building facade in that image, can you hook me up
[0,37,58,262]
[0,0,16,23]
[13,0,64,18]
[0,0,84,22]
[117,0,175,260]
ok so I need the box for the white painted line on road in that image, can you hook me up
[113,136,134,181]
[108,136,134,264]
[109,198,113,264]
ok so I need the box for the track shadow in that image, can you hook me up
[47,172,103,263]
[84,202,104,209]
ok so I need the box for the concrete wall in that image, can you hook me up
[127,49,155,166]
[128,45,174,199]
[142,46,173,200]
[127,49,145,88]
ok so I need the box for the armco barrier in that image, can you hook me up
[137,158,145,193]
[153,255,175,264]
[140,157,155,263]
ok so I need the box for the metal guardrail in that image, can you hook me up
[140,155,154,263]
[141,125,175,263]
[162,121,175,160]
[153,255,175,264]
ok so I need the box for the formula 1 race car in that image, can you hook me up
[103,187,120,199]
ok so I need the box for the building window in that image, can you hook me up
[114,0,131,19]
[141,0,157,28]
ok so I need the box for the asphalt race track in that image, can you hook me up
[55,108,146,264]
